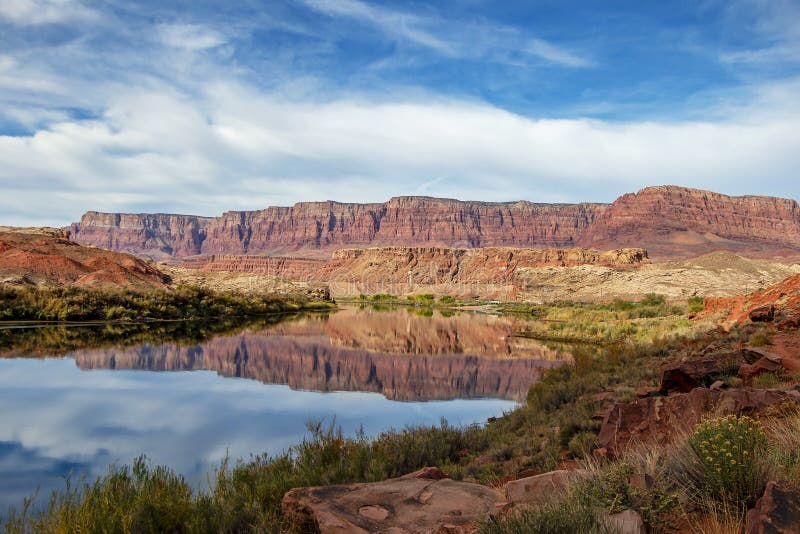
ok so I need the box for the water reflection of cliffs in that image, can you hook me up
[72,309,570,402]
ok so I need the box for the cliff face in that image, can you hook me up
[70,197,608,259]
[577,186,800,259]
[69,212,212,260]
[69,186,800,261]
[177,246,648,299]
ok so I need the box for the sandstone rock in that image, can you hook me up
[178,246,649,299]
[709,380,726,391]
[69,186,800,261]
[749,305,776,322]
[281,467,502,533]
[739,354,785,385]
[745,481,800,534]
[704,273,800,325]
[659,351,755,393]
[603,509,645,534]
[636,387,661,399]
[597,388,795,456]
[504,469,591,505]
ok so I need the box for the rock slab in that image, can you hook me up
[597,388,795,456]
[604,509,645,534]
[745,481,800,534]
[281,468,503,533]
[504,469,591,505]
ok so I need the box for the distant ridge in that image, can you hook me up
[68,186,800,261]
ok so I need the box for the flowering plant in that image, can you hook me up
[689,415,767,504]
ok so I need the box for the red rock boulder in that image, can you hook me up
[597,388,795,456]
[745,481,800,534]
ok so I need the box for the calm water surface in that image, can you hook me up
[0,306,572,511]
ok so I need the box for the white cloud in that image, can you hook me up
[302,0,456,55]
[527,38,594,68]
[301,0,592,67]
[157,23,227,50]
[718,0,800,66]
[0,0,98,26]
[1,76,799,226]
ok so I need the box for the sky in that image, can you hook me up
[1,0,799,226]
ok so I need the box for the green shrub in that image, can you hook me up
[752,372,785,389]
[688,296,705,313]
[477,497,615,534]
[439,295,455,304]
[748,330,773,347]
[0,285,329,323]
[689,415,767,507]
[567,431,596,459]
[641,294,666,307]
[586,460,678,532]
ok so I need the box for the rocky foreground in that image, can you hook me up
[69,185,800,261]
[276,274,800,533]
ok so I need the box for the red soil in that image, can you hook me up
[0,228,169,289]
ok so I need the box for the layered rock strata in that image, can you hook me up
[69,186,800,261]
[0,227,169,289]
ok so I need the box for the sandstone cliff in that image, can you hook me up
[177,246,647,299]
[69,186,800,261]
[577,186,800,259]
[70,197,607,259]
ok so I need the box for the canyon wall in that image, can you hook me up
[69,186,800,261]
[70,197,608,259]
[577,186,800,259]
[176,246,648,299]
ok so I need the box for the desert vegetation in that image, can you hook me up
[0,315,303,358]
[0,285,333,323]
[1,301,716,532]
[3,297,798,532]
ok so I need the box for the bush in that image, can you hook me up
[748,329,773,347]
[586,459,678,531]
[689,415,767,507]
[477,497,615,534]
[688,296,705,313]
[641,294,666,307]
[567,431,596,459]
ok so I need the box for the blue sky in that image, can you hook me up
[1,0,799,225]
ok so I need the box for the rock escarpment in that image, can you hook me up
[310,246,647,298]
[69,186,800,261]
[577,186,800,259]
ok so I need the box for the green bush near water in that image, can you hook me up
[0,285,332,323]
[2,422,488,533]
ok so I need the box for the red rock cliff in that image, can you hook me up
[577,186,800,259]
[69,186,800,260]
[70,197,607,259]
